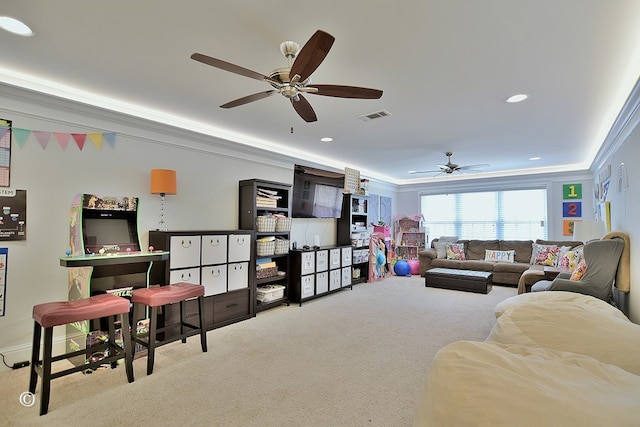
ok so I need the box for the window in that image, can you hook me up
[421,189,547,242]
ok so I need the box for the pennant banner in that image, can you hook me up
[0,126,117,151]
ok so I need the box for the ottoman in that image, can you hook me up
[425,268,493,294]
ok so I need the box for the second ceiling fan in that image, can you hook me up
[409,152,489,176]
[191,30,383,122]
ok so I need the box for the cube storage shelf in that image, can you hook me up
[289,245,353,306]
[148,230,254,337]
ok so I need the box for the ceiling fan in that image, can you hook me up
[409,152,489,175]
[190,29,383,122]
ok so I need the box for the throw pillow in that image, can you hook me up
[570,259,588,281]
[530,243,560,266]
[484,249,515,263]
[433,241,448,259]
[557,249,580,269]
[446,243,466,260]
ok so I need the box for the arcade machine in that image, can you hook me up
[60,194,169,361]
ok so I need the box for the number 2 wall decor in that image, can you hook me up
[562,183,582,236]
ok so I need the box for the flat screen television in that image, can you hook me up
[82,210,140,254]
[292,164,345,218]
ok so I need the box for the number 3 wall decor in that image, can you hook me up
[562,183,582,236]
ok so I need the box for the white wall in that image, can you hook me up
[592,123,639,322]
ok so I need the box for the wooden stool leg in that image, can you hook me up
[29,321,41,394]
[180,300,187,344]
[40,327,54,416]
[198,296,207,352]
[121,312,134,383]
[146,306,158,375]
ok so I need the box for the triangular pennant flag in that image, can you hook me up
[88,133,102,149]
[0,126,9,140]
[13,128,30,148]
[71,133,86,150]
[103,132,116,149]
[33,131,52,149]
[54,132,70,150]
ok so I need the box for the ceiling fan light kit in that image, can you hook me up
[191,29,383,122]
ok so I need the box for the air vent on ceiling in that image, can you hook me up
[358,110,391,121]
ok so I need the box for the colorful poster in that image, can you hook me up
[563,220,577,236]
[562,183,582,199]
[562,201,582,217]
[0,248,6,316]
[0,119,11,187]
[0,189,26,241]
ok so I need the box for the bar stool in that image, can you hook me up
[131,282,207,375]
[29,293,134,415]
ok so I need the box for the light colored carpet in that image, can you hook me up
[0,276,516,426]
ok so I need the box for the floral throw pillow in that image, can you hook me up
[570,259,588,281]
[530,243,560,266]
[557,250,580,269]
[446,243,466,260]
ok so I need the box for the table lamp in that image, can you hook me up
[572,220,606,243]
[150,169,177,231]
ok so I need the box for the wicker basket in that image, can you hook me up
[275,217,292,232]
[275,239,290,255]
[256,240,275,256]
[256,216,277,232]
[256,266,278,279]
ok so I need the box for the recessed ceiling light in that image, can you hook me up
[320,137,333,142]
[506,94,528,103]
[529,156,541,161]
[0,16,34,36]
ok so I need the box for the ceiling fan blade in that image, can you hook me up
[309,84,383,99]
[289,30,335,82]
[291,94,317,122]
[458,164,490,171]
[220,90,277,108]
[408,169,444,174]
[191,53,269,81]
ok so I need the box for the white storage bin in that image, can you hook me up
[257,284,285,302]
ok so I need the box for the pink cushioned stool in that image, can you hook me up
[29,293,134,415]
[131,282,207,375]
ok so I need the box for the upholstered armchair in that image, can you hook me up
[531,232,629,303]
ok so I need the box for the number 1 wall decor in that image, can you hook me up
[562,183,582,236]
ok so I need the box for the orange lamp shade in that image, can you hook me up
[150,169,177,195]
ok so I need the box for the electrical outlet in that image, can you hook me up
[12,361,30,369]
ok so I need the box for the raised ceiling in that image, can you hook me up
[1,1,640,184]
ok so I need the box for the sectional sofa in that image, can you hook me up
[417,238,583,286]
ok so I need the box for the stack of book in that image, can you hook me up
[256,188,281,208]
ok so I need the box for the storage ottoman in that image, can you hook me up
[425,268,493,294]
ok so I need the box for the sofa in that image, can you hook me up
[414,291,640,426]
[418,238,583,286]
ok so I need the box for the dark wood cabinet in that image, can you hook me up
[148,230,254,336]
[238,179,292,312]
[289,245,353,305]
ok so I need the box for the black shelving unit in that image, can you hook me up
[337,193,370,284]
[239,179,292,311]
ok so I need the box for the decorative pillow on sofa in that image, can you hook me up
[530,243,560,266]
[484,249,515,263]
[433,242,448,259]
[446,243,466,260]
[557,249,581,269]
[570,259,587,281]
